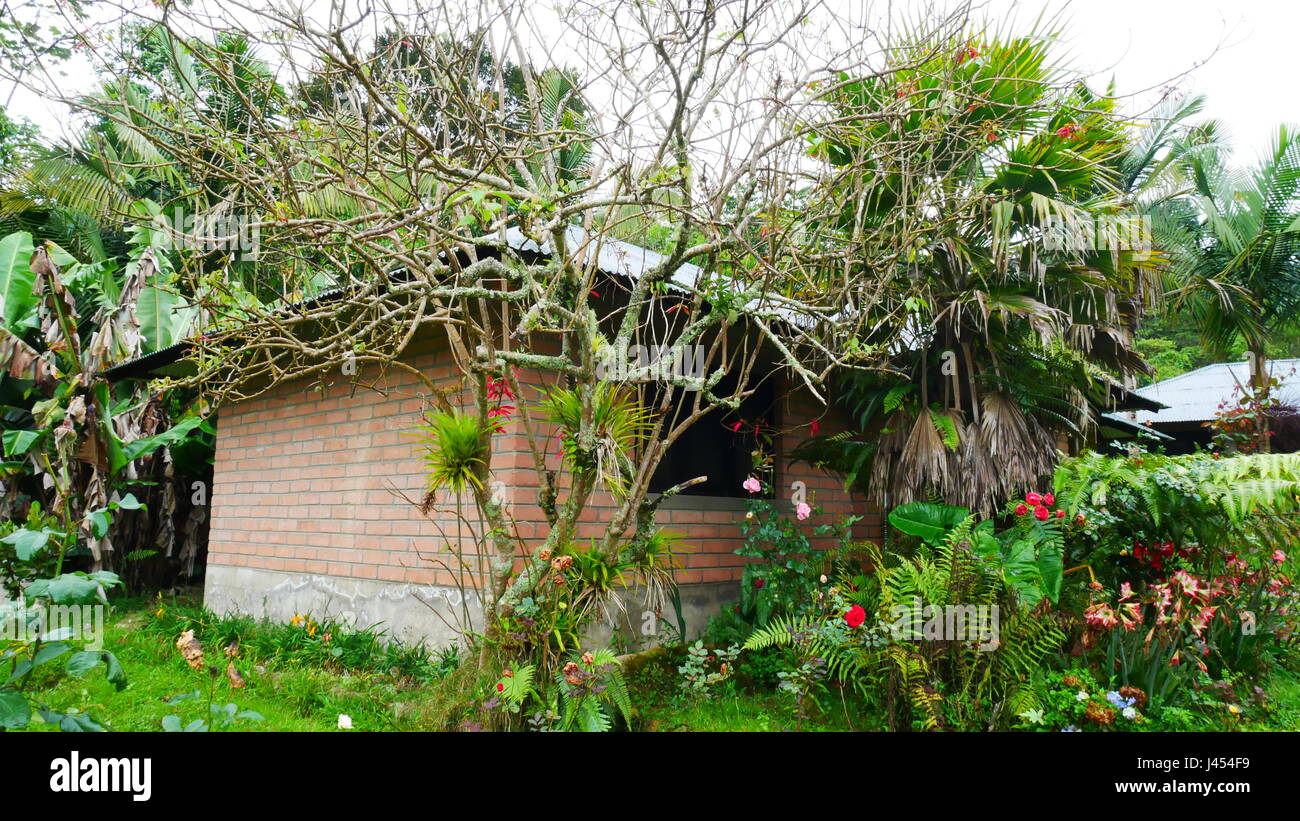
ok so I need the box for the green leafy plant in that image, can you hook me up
[0,570,126,732]
[414,410,488,494]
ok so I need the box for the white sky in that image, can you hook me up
[991,0,1297,162]
[3,0,1295,162]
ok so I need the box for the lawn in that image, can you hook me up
[16,595,1300,732]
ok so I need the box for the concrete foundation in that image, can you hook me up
[204,564,737,650]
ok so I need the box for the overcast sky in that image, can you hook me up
[4,0,1294,163]
[992,0,1296,162]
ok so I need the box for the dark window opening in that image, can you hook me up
[649,376,777,497]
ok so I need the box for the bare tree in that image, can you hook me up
[9,0,1035,655]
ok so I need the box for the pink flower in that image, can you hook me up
[1274,550,1287,564]
[1014,503,1028,516]
[1119,582,1134,601]
[1084,603,1119,630]
[795,502,812,521]
[1043,493,1055,506]
[742,476,762,494]
[1121,602,1142,631]
[1025,492,1042,506]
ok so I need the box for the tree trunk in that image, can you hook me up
[1251,347,1271,453]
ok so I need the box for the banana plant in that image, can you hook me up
[0,230,207,577]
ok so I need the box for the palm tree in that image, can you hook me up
[793,30,1168,515]
[1157,123,1300,449]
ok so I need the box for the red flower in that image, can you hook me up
[1043,493,1055,506]
[844,605,867,629]
[810,419,820,436]
[729,421,744,433]
[496,682,504,692]
[1055,122,1080,139]
[1054,509,1066,519]
[486,376,515,400]
[753,578,765,590]
[1074,513,1086,525]
[1025,492,1042,506]
[1033,506,1050,521]
[1014,503,1028,516]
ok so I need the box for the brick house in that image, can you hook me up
[107,233,881,648]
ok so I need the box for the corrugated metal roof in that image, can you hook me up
[102,227,705,380]
[504,225,703,290]
[1126,359,1300,424]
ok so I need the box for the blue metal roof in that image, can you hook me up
[1124,359,1300,424]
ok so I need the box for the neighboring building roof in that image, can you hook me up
[1124,359,1300,425]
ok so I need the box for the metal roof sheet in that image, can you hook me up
[1126,359,1300,424]
[102,227,705,380]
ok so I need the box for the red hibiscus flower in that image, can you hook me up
[1014,503,1029,516]
[844,605,867,629]
[1043,493,1055,506]
[1025,492,1042,506]
[1033,505,1050,521]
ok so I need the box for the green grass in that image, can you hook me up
[16,597,1300,732]
[621,645,882,731]
[20,596,463,732]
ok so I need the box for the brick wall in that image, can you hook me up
[205,331,881,637]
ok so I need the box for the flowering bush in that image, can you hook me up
[731,485,841,628]
[1012,668,1151,731]
[1054,450,1299,686]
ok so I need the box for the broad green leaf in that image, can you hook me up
[115,492,145,510]
[87,508,111,539]
[1036,541,1064,604]
[1003,539,1044,607]
[25,573,103,605]
[58,713,104,732]
[102,652,126,690]
[33,642,73,667]
[118,415,205,469]
[887,501,970,545]
[1,429,41,458]
[137,282,182,352]
[0,526,60,561]
[0,231,36,328]
[65,650,103,676]
[0,690,31,730]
